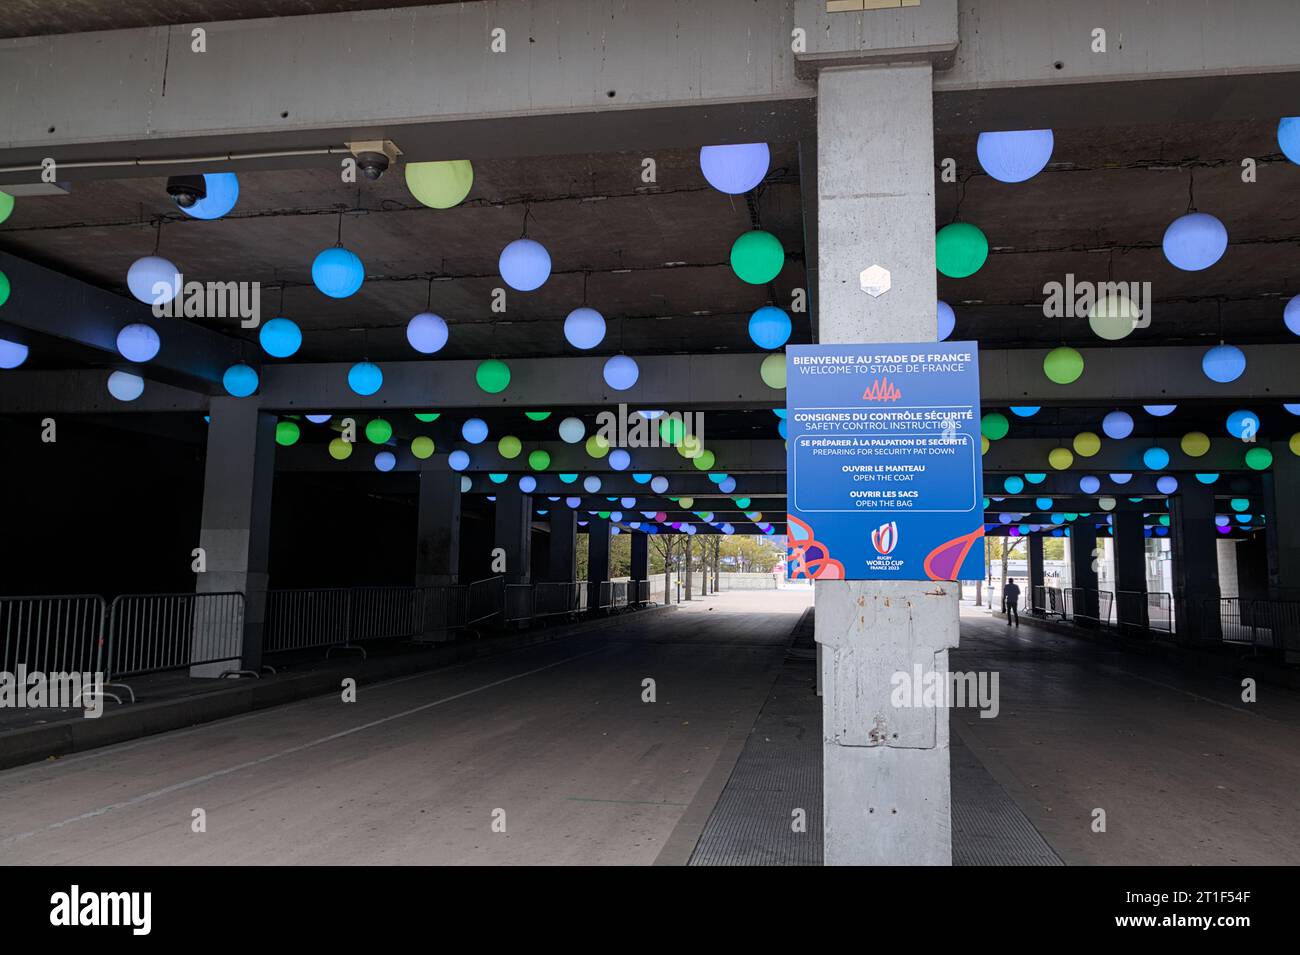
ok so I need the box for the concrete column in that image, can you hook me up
[1027,534,1045,612]
[1068,523,1100,626]
[630,531,649,589]
[415,462,460,586]
[1236,535,1268,602]
[494,487,532,584]
[586,517,610,609]
[193,397,275,677]
[1113,510,1148,630]
[1266,442,1300,599]
[1170,483,1221,642]
[815,63,958,867]
[546,508,577,582]
[683,538,693,600]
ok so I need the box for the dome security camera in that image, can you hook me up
[346,140,402,182]
[166,175,207,208]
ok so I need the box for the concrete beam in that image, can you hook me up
[983,437,1278,473]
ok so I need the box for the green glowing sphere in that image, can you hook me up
[414,412,440,422]
[981,413,1009,441]
[660,417,685,445]
[476,359,511,394]
[586,434,609,458]
[405,160,474,209]
[760,353,786,390]
[0,192,12,226]
[692,449,716,471]
[730,230,785,285]
[935,222,988,278]
[0,270,9,309]
[528,449,551,471]
[1245,447,1273,471]
[1230,498,1250,512]
[411,436,435,459]
[733,497,751,509]
[365,418,393,444]
[328,438,353,461]
[275,421,300,446]
[498,435,522,459]
[1043,346,1084,385]
[525,411,551,421]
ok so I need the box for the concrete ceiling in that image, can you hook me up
[0,0,463,39]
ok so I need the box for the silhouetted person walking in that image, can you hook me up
[1003,578,1021,626]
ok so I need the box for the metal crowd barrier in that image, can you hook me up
[106,592,245,680]
[1063,587,1113,626]
[610,580,629,610]
[595,581,613,611]
[1031,585,1066,619]
[264,587,351,654]
[534,582,581,618]
[468,575,506,625]
[634,579,651,605]
[505,584,534,624]
[1,594,106,675]
[1214,597,1300,654]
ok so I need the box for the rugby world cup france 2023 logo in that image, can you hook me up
[866,521,906,571]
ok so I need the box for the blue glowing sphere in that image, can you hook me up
[639,410,665,419]
[499,238,551,291]
[519,475,537,493]
[976,129,1054,183]
[222,363,259,398]
[1279,117,1300,165]
[566,497,582,508]
[1202,344,1246,383]
[259,317,302,358]
[448,450,470,471]
[347,361,383,396]
[312,247,365,298]
[126,256,179,305]
[699,143,770,195]
[1079,475,1100,494]
[1102,411,1134,439]
[1143,405,1177,417]
[1155,526,1169,537]
[1285,404,1300,416]
[181,173,239,220]
[748,306,792,349]
[609,449,631,471]
[632,473,651,485]
[306,414,331,424]
[1196,473,1219,484]
[1003,476,1024,494]
[563,307,605,349]
[1157,475,1179,494]
[778,419,788,439]
[1284,294,1300,336]
[462,418,489,444]
[1009,406,1040,417]
[720,477,737,493]
[621,497,636,508]
[1226,409,1259,439]
[406,312,449,354]
[936,300,956,341]
[584,476,602,493]
[0,338,29,369]
[603,354,639,391]
[1215,515,1231,527]
[651,476,668,493]
[460,476,472,492]
[1036,497,1053,510]
[116,323,160,362]
[1162,212,1228,271]
[1024,473,1046,484]
[559,417,585,443]
[107,370,144,401]
[1143,447,1170,470]
[374,451,396,472]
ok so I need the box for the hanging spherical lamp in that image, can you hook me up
[1010,406,1039,417]
[364,418,393,444]
[476,359,511,394]
[1144,405,1177,417]
[260,317,302,358]
[935,223,988,278]
[328,437,353,460]
[447,450,470,471]
[1109,473,1132,484]
[563,307,605,350]
[312,247,365,298]
[1180,431,1211,457]
[1245,447,1273,471]
[0,338,28,369]
[1088,290,1140,341]
[1143,447,1170,470]
[107,370,145,402]
[529,449,551,471]
[181,173,239,220]
[498,435,522,459]
[1157,475,1179,494]
[1043,346,1084,384]
[1195,472,1219,484]
[347,361,383,396]
[222,363,259,398]
[462,418,489,444]
[1226,410,1259,440]
[405,160,473,209]
[1073,432,1101,457]
[1280,117,1300,165]
[699,143,770,194]
[608,449,630,471]
[586,434,609,459]
[1003,475,1024,494]
[936,300,956,341]
[1102,411,1133,440]
[730,230,784,285]
[411,436,435,459]
[1099,496,1116,511]
[748,305,792,349]
[519,475,537,493]
[760,353,786,389]
[558,417,585,443]
[1203,344,1245,383]
[1048,447,1074,470]
[275,421,300,446]
[127,256,180,305]
[583,476,602,493]
[406,312,449,354]
[603,354,639,391]
[1079,475,1100,494]
[1162,212,1228,271]
[0,191,13,226]
[499,238,551,291]
[116,324,160,362]
[651,476,669,494]
[374,451,396,472]
[981,413,1010,440]
[976,129,1054,183]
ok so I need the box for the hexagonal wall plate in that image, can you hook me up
[859,264,891,297]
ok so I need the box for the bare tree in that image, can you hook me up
[650,533,675,605]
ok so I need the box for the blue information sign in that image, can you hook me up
[785,342,985,581]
